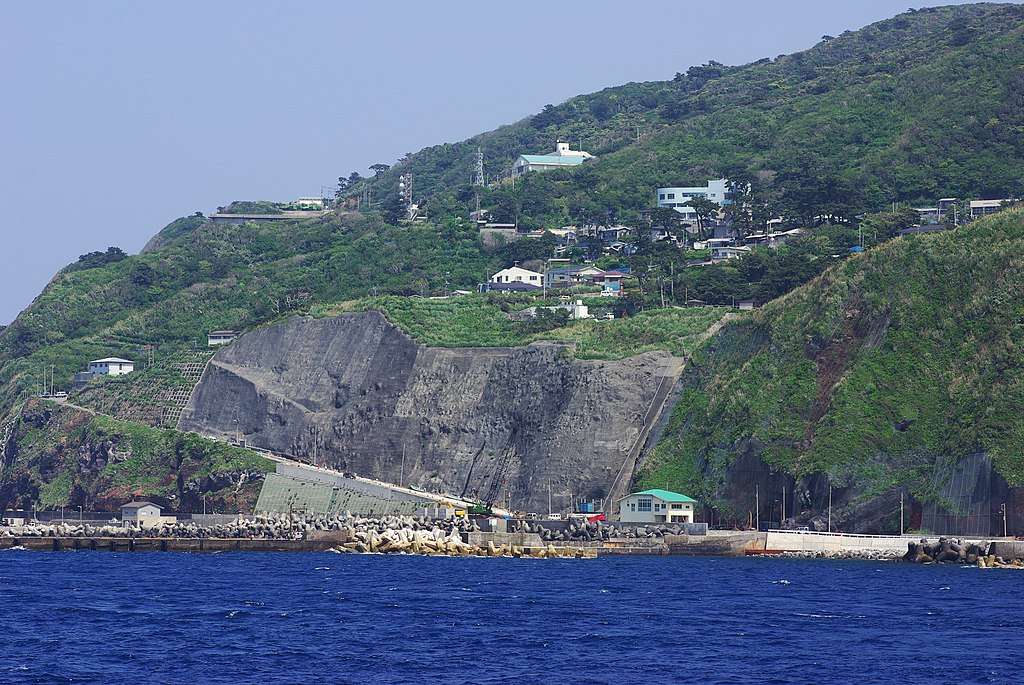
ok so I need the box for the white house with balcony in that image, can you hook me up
[87,357,134,377]
[618,489,696,523]
[513,141,593,177]
[656,179,730,221]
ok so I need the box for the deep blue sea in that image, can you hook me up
[1,551,1021,684]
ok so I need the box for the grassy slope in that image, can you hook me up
[366,3,1024,222]
[0,213,499,423]
[315,295,726,359]
[2,401,273,512]
[638,207,1024,508]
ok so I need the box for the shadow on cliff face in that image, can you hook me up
[180,311,685,513]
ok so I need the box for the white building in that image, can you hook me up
[88,357,134,376]
[120,501,163,527]
[618,489,696,524]
[293,196,325,209]
[539,300,590,320]
[656,179,730,221]
[208,330,238,347]
[489,266,544,286]
[513,141,593,177]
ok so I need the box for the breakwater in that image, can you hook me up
[903,537,1024,569]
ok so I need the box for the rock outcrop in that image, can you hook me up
[180,312,683,512]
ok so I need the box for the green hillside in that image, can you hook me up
[2,3,1023,517]
[2,400,272,512]
[0,212,497,420]
[637,207,1024,514]
[363,3,1024,227]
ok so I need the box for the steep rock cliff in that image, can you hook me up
[180,311,683,512]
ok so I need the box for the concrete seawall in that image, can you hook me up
[763,530,992,554]
[0,537,342,553]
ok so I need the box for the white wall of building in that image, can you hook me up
[88,359,134,376]
[490,266,544,285]
[619,494,694,523]
[657,179,730,218]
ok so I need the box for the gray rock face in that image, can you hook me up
[180,312,681,512]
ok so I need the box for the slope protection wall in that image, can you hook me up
[180,312,683,513]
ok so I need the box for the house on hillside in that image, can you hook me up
[516,299,592,321]
[970,199,1014,219]
[513,141,593,177]
[490,266,544,287]
[208,330,238,347]
[656,179,730,222]
[710,244,751,262]
[545,265,605,288]
[618,489,696,523]
[593,270,627,297]
[88,357,134,377]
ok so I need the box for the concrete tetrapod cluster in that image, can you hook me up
[1,513,592,558]
[331,526,595,559]
[2,513,475,540]
[903,538,1023,568]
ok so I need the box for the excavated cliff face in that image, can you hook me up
[180,312,682,512]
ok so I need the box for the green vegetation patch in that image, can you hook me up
[315,294,728,359]
[639,208,1024,507]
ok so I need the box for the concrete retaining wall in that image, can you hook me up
[988,540,1024,560]
[764,530,990,554]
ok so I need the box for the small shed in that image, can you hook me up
[121,501,162,526]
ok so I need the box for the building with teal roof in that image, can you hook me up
[617,488,697,524]
[513,140,593,177]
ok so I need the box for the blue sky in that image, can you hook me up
[0,1,978,323]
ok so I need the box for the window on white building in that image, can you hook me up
[637,498,652,512]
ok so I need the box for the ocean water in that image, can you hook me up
[0,551,1021,684]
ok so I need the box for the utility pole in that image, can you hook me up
[400,444,406,487]
[827,481,832,533]
[900,490,905,536]
[782,486,786,526]
[755,484,759,531]
[1001,502,1008,537]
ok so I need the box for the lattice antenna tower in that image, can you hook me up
[399,172,413,210]
[473,147,485,187]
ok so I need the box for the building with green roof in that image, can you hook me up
[513,140,593,177]
[617,488,697,524]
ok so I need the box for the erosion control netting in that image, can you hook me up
[921,452,994,537]
[255,473,427,518]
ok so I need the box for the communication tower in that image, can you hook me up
[473,147,485,187]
